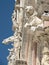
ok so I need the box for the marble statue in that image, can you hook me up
[24,6,43,31]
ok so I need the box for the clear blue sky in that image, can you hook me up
[0,0,15,65]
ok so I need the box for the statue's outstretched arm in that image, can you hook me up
[2,36,14,44]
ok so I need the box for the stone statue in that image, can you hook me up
[11,10,19,31]
[24,6,43,31]
[23,6,43,65]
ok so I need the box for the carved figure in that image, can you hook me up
[24,6,43,31]
[12,10,19,31]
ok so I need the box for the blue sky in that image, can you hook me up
[0,0,15,65]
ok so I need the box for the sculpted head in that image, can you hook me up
[25,6,34,16]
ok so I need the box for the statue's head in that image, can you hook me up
[25,6,34,16]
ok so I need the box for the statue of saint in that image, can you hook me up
[24,6,43,31]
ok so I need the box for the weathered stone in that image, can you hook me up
[2,0,49,65]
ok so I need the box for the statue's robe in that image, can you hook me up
[21,14,43,65]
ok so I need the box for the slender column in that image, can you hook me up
[19,0,26,59]
[19,0,24,32]
[17,10,19,23]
